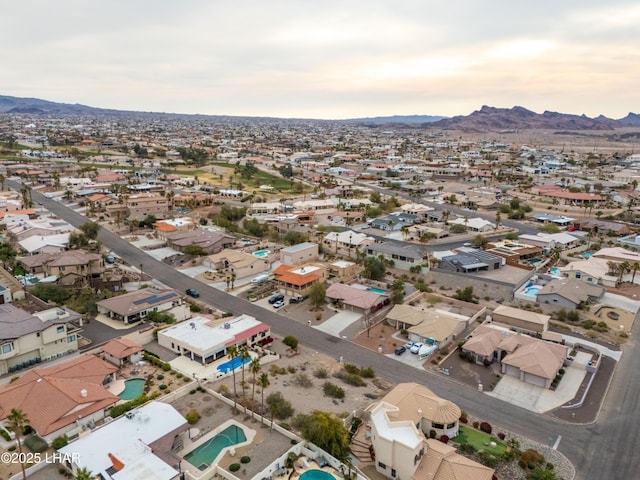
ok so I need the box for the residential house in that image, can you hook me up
[437,248,503,273]
[101,337,144,367]
[448,217,493,232]
[6,218,63,241]
[328,260,359,282]
[518,232,579,251]
[152,217,196,238]
[462,325,568,388]
[366,242,424,271]
[96,288,185,325]
[158,314,271,367]
[485,240,543,269]
[165,229,235,254]
[532,214,574,226]
[592,247,640,263]
[18,250,104,286]
[280,242,319,265]
[535,278,605,309]
[0,354,118,443]
[204,249,270,280]
[18,232,70,255]
[491,305,550,334]
[0,304,81,375]
[323,230,373,257]
[273,263,327,297]
[325,283,390,315]
[370,215,405,231]
[572,218,631,236]
[125,193,169,221]
[559,257,618,287]
[60,401,188,480]
[365,383,493,480]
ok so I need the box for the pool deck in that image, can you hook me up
[105,378,126,396]
[291,456,343,480]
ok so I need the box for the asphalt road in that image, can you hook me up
[14,180,640,480]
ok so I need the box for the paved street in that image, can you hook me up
[17,181,640,480]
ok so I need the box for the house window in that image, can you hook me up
[391,469,396,478]
[57,326,65,334]
[377,462,386,470]
[432,422,444,429]
[446,422,456,429]
[1,343,13,354]
[67,335,76,343]
[575,272,581,278]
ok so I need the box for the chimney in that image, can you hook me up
[80,389,87,398]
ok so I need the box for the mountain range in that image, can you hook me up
[1,95,639,130]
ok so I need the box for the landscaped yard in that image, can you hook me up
[452,425,507,455]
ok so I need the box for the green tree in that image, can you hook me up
[449,223,467,234]
[249,358,262,414]
[309,282,327,310]
[294,410,350,460]
[284,230,306,245]
[391,279,405,304]
[453,286,479,304]
[363,256,386,280]
[226,345,239,411]
[471,234,488,249]
[183,244,204,257]
[6,408,29,480]
[75,467,95,480]
[538,223,560,234]
[79,221,100,240]
[283,336,299,352]
[266,391,294,420]
[258,372,270,420]
[527,466,559,480]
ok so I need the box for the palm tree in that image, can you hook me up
[632,262,640,284]
[6,408,29,480]
[619,261,631,284]
[239,345,251,413]
[249,358,262,418]
[75,467,95,480]
[226,345,239,412]
[495,211,501,230]
[258,372,270,425]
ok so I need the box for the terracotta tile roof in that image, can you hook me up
[153,222,178,232]
[272,264,294,276]
[225,323,270,347]
[0,355,118,436]
[0,208,36,220]
[102,337,144,360]
[275,272,319,286]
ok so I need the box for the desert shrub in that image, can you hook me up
[161,363,171,372]
[240,456,251,464]
[344,364,360,375]
[429,429,436,438]
[459,443,476,454]
[0,429,10,441]
[156,374,164,380]
[473,421,479,429]
[176,372,183,378]
[269,365,287,376]
[314,368,329,379]
[190,389,197,395]
[51,434,69,450]
[519,449,545,469]
[287,365,297,374]
[478,451,499,468]
[323,382,345,399]
[24,434,48,453]
[459,416,468,424]
[497,432,506,441]
[266,392,295,419]
[185,410,201,425]
[229,463,241,472]
[159,384,168,390]
[480,421,492,434]
[440,435,449,444]
[360,367,376,378]
[294,373,314,388]
[334,371,366,387]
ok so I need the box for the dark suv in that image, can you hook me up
[186,288,200,298]
[268,294,285,304]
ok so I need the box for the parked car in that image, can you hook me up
[289,295,308,304]
[273,300,285,308]
[186,288,200,298]
[394,346,406,355]
[405,341,415,350]
[268,294,285,304]
[410,342,424,354]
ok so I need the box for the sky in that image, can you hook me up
[1,1,639,120]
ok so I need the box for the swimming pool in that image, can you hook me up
[368,287,387,294]
[185,424,247,470]
[300,470,335,480]
[550,267,561,275]
[118,378,145,401]
[252,249,270,258]
[583,252,593,259]
[217,356,252,374]
[523,285,543,297]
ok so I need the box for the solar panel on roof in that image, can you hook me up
[133,295,157,305]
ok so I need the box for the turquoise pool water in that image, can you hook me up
[369,287,387,294]
[523,285,542,297]
[252,249,270,258]
[185,425,247,470]
[550,267,561,275]
[300,470,334,480]
[119,378,145,400]
[217,356,252,374]
[583,252,593,259]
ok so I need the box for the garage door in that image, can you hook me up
[523,372,547,388]
[504,365,520,379]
